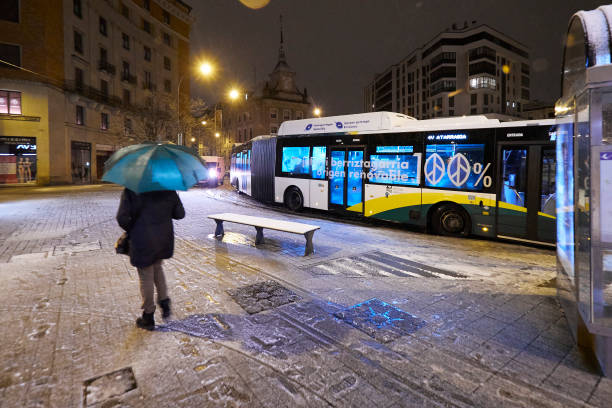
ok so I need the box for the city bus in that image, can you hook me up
[231,112,557,245]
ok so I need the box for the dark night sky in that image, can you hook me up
[189,0,608,116]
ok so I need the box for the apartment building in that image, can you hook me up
[363,22,531,120]
[0,0,192,185]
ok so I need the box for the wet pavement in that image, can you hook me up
[0,183,611,407]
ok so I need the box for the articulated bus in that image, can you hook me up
[231,112,557,245]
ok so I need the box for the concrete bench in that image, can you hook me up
[207,213,320,256]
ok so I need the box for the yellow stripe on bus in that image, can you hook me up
[422,192,495,207]
[538,211,556,219]
[347,202,363,212]
[497,201,527,213]
[364,193,421,216]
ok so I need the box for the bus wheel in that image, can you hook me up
[284,187,304,211]
[431,204,470,237]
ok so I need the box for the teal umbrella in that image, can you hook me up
[102,142,207,193]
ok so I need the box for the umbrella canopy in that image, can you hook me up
[102,142,207,193]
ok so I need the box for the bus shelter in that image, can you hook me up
[555,5,612,376]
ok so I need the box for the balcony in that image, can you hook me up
[142,82,156,91]
[98,60,116,75]
[469,46,496,62]
[121,73,137,84]
[64,80,122,107]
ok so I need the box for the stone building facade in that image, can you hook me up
[218,22,312,160]
[0,0,192,185]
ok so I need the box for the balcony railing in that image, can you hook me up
[121,73,137,84]
[64,80,122,107]
[142,82,156,91]
[98,60,116,75]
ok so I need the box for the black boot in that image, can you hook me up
[158,298,171,320]
[136,312,155,331]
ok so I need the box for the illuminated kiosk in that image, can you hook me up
[556,5,612,376]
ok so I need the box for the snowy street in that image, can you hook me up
[0,184,609,407]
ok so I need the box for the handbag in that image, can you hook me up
[115,232,130,255]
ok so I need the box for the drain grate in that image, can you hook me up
[304,251,466,279]
[227,280,301,314]
[334,298,426,343]
[83,367,137,407]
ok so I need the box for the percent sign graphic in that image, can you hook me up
[473,162,492,188]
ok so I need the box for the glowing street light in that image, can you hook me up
[190,137,196,142]
[199,61,214,77]
[313,107,322,117]
[215,132,220,138]
[228,88,240,100]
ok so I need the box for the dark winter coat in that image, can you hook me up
[116,188,185,268]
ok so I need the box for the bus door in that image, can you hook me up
[496,144,556,244]
[329,147,365,213]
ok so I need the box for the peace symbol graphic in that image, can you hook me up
[447,153,471,187]
[425,153,445,185]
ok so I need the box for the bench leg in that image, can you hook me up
[304,230,315,256]
[255,227,264,245]
[214,220,224,238]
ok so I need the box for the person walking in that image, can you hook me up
[116,188,185,331]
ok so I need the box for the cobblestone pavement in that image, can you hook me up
[0,184,611,407]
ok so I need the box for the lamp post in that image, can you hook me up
[177,61,214,145]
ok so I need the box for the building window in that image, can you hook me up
[0,0,19,23]
[122,33,130,50]
[122,61,130,78]
[100,79,108,98]
[121,3,129,19]
[75,67,84,90]
[471,108,477,115]
[484,94,489,105]
[0,90,21,115]
[99,17,107,36]
[144,71,152,89]
[270,126,278,134]
[164,79,171,93]
[448,96,454,108]
[469,76,496,90]
[144,46,151,61]
[163,32,171,46]
[74,30,83,54]
[124,118,132,133]
[270,109,277,119]
[76,105,85,125]
[470,94,477,105]
[295,111,303,120]
[123,89,130,105]
[249,128,252,139]
[163,56,171,70]
[101,112,109,130]
[143,0,150,11]
[73,0,82,18]
[283,109,291,120]
[142,19,151,34]
[163,10,170,24]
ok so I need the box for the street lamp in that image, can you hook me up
[228,88,240,101]
[313,107,322,117]
[177,61,215,145]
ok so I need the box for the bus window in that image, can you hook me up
[375,145,414,153]
[541,147,556,216]
[501,148,527,207]
[370,154,419,186]
[425,144,485,190]
[311,146,326,179]
[281,146,310,175]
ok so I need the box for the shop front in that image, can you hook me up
[71,141,91,184]
[0,136,37,184]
